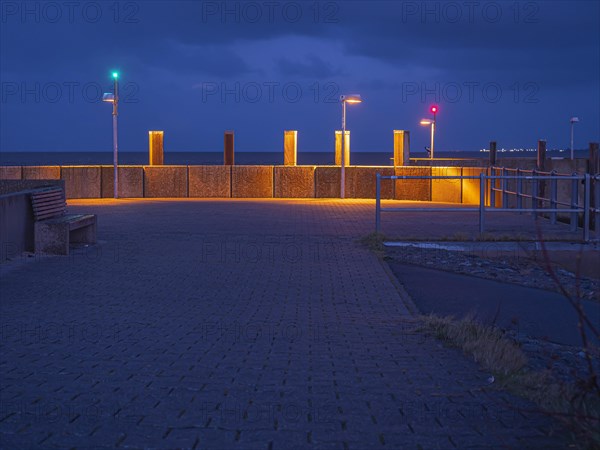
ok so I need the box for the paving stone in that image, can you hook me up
[0,199,568,448]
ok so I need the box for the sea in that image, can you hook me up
[0,150,580,166]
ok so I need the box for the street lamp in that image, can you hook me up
[419,105,438,159]
[570,117,580,160]
[103,72,119,198]
[340,94,362,199]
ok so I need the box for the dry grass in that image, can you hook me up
[420,314,527,375]
[419,314,600,449]
[359,232,386,255]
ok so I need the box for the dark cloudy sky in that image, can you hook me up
[1,0,599,153]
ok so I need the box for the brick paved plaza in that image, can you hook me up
[1,199,566,449]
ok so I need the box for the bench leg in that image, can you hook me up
[35,222,69,255]
[70,223,97,245]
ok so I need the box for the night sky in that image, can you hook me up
[1,0,599,153]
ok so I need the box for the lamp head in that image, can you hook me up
[570,117,580,123]
[102,93,115,103]
[420,119,432,126]
[112,72,119,79]
[340,94,363,104]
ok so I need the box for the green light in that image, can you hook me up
[112,72,119,79]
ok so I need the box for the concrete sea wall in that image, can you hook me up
[0,162,591,208]
[1,165,424,200]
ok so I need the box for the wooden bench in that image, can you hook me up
[31,187,97,255]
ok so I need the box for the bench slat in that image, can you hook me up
[30,188,67,221]
[32,198,64,206]
[32,192,64,200]
[34,208,66,218]
[32,190,63,197]
[32,200,64,208]
[32,197,65,205]
[36,213,64,221]
[32,195,63,203]
[33,201,66,211]
[36,208,65,215]
[33,205,66,215]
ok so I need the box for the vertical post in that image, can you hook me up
[583,174,590,241]
[590,143,599,232]
[489,167,496,208]
[393,130,410,167]
[112,76,119,199]
[570,173,579,232]
[550,170,557,224]
[501,167,508,209]
[516,168,523,212]
[148,131,164,165]
[570,122,575,160]
[376,173,381,233]
[479,173,485,233]
[430,121,435,159]
[532,170,538,217]
[595,175,600,235]
[537,140,547,171]
[341,101,346,199]
[224,131,234,165]
[537,140,547,213]
[489,141,497,167]
[590,142,600,175]
[284,130,297,166]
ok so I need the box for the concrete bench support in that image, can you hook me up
[31,188,97,256]
[35,215,97,255]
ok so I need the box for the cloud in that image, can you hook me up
[276,55,343,78]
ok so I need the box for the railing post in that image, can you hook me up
[595,175,600,235]
[479,173,485,233]
[590,143,599,233]
[583,174,590,241]
[570,172,578,232]
[532,169,538,217]
[489,167,496,208]
[550,170,557,224]
[501,167,508,208]
[376,173,381,233]
[516,168,523,213]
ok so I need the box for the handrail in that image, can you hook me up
[375,173,597,241]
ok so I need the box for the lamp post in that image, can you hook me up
[340,94,362,199]
[103,72,119,198]
[419,105,438,159]
[570,117,579,160]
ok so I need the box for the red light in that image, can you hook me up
[430,105,438,114]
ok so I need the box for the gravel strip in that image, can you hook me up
[384,245,599,302]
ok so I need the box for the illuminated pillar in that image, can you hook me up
[393,130,410,167]
[224,131,234,165]
[284,130,297,166]
[148,131,164,166]
[335,130,350,166]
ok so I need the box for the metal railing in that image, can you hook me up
[375,172,599,241]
